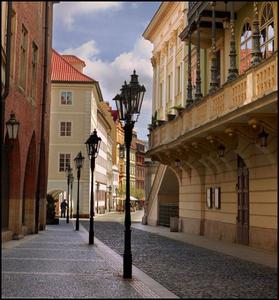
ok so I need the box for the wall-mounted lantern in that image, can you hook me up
[6,112,20,140]
[258,127,269,147]
[217,144,225,158]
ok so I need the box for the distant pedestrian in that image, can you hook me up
[60,199,67,218]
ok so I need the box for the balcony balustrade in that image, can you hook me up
[149,54,277,151]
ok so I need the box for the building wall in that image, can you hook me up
[179,135,277,250]
[48,83,98,218]
[144,2,187,121]
[1,2,54,240]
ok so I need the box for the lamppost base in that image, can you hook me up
[123,253,132,279]
[89,230,94,245]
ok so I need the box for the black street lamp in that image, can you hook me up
[107,185,112,212]
[66,166,73,223]
[85,129,101,245]
[74,151,85,231]
[113,70,145,279]
[258,127,269,147]
[69,173,74,218]
[217,144,225,158]
[115,187,119,211]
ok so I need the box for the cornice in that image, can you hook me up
[143,2,177,42]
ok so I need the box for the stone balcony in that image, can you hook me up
[148,53,277,157]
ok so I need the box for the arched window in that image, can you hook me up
[260,3,274,59]
[239,22,252,74]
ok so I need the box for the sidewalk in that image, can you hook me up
[131,222,277,269]
[1,219,177,299]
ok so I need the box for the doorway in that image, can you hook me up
[158,167,179,227]
[236,155,249,245]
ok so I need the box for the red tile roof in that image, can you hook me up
[51,49,96,83]
[61,55,86,67]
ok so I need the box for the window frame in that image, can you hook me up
[18,24,28,91]
[260,2,275,59]
[60,91,73,105]
[58,153,71,172]
[59,121,72,137]
[30,41,38,102]
[239,20,253,74]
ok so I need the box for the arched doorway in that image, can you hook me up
[48,190,66,218]
[22,133,36,233]
[157,167,179,227]
[1,143,10,230]
[236,155,249,245]
[5,134,21,236]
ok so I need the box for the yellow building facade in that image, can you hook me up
[144,2,277,251]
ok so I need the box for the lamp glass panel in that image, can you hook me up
[7,124,14,139]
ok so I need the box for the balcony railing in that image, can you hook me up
[187,1,209,25]
[149,54,277,151]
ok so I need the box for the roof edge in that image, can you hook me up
[52,48,97,83]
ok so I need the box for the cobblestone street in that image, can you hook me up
[2,222,143,299]
[81,220,278,299]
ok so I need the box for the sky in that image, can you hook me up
[53,1,161,141]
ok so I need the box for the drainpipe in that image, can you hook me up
[35,1,49,233]
[0,1,12,215]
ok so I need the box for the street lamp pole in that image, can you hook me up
[66,178,69,223]
[113,70,145,279]
[74,152,84,231]
[85,129,101,245]
[66,166,73,224]
[108,185,112,212]
[70,174,74,218]
[124,121,133,278]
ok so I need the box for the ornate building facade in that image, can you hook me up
[144,2,277,251]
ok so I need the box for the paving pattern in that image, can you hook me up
[81,220,278,299]
[1,222,142,299]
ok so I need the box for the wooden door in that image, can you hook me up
[236,156,249,245]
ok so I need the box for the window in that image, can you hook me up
[167,74,171,103]
[19,24,28,89]
[239,22,252,74]
[260,3,274,59]
[30,42,38,101]
[191,48,197,92]
[216,49,221,87]
[60,121,72,136]
[176,65,181,95]
[59,154,71,172]
[61,91,72,105]
[159,82,163,108]
[10,10,16,79]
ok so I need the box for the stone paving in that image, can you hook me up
[1,221,143,299]
[81,220,278,299]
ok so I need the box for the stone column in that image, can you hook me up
[162,42,168,119]
[151,55,157,115]
[186,30,193,106]
[209,1,219,93]
[227,1,238,82]
[251,2,262,65]
[171,31,177,109]
[195,19,203,101]
[155,52,160,113]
